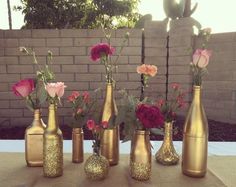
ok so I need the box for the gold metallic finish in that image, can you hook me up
[182,86,208,178]
[43,104,63,177]
[100,83,119,166]
[130,130,151,181]
[72,128,84,163]
[155,121,179,165]
[25,109,46,167]
[84,154,109,181]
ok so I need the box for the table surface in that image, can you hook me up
[0,153,234,187]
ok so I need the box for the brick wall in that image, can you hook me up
[0,18,236,127]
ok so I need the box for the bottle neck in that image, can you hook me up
[105,83,113,99]
[192,86,201,103]
[47,104,58,131]
[163,121,173,142]
[34,109,41,121]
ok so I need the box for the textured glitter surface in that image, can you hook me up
[43,136,63,177]
[84,154,109,180]
[130,160,151,181]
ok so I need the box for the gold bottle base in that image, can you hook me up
[27,161,43,167]
[182,167,206,178]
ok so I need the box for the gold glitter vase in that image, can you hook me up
[25,109,46,167]
[72,128,84,163]
[43,104,63,177]
[130,130,151,181]
[100,83,119,166]
[182,86,208,177]
[155,121,179,165]
[84,153,109,180]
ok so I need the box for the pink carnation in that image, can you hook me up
[137,64,158,77]
[90,43,115,61]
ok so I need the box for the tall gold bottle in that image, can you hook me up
[155,121,179,165]
[72,128,84,163]
[100,83,119,166]
[182,86,208,177]
[43,104,63,177]
[25,109,46,167]
[130,130,151,181]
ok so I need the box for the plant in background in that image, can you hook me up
[67,91,98,128]
[156,83,187,123]
[12,47,55,111]
[190,28,212,86]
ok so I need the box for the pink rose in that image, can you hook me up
[137,64,158,77]
[12,79,35,98]
[83,91,90,103]
[87,119,96,130]
[192,49,212,68]
[136,104,164,129]
[45,82,66,98]
[90,43,115,61]
[67,91,80,102]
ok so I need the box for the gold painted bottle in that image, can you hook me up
[100,83,119,166]
[155,121,179,165]
[25,109,46,167]
[130,130,151,181]
[43,104,63,177]
[182,86,208,177]
[72,127,84,163]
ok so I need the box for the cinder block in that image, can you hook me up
[0,30,3,38]
[169,47,191,56]
[128,73,140,81]
[116,81,140,90]
[117,64,137,73]
[19,56,46,65]
[0,39,19,47]
[169,27,195,37]
[129,56,141,64]
[169,66,191,75]
[74,56,91,64]
[4,30,31,38]
[110,56,128,64]
[51,56,74,64]
[170,17,201,29]
[210,33,235,43]
[116,29,142,38]
[47,38,73,47]
[0,65,6,73]
[34,47,60,55]
[4,48,23,56]
[0,74,20,82]
[75,38,101,47]
[89,82,106,90]
[145,47,166,57]
[121,47,141,56]
[19,38,46,47]
[144,20,168,30]
[60,29,87,37]
[169,75,192,84]
[10,100,24,108]
[89,65,106,73]
[0,100,9,108]
[56,73,75,81]
[76,73,102,81]
[0,83,8,91]
[102,73,128,82]
[129,38,142,46]
[8,65,34,73]
[145,56,166,66]
[11,117,33,126]
[169,56,191,66]
[0,109,23,117]
[65,82,89,91]
[88,29,105,38]
[145,38,167,48]
[60,47,86,55]
[62,65,88,73]
[169,36,193,47]
[32,29,59,38]
[0,48,3,56]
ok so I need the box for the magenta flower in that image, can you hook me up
[12,79,35,98]
[90,43,115,61]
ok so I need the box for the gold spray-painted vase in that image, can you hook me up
[72,127,84,163]
[43,104,63,177]
[155,121,179,165]
[25,109,46,167]
[182,86,208,177]
[130,130,151,181]
[100,83,119,166]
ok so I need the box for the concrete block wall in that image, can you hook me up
[0,29,143,126]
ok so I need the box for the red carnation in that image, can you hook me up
[90,43,115,61]
[136,104,164,129]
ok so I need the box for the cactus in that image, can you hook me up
[163,0,186,19]
[183,0,198,17]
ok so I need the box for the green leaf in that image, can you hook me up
[150,128,164,136]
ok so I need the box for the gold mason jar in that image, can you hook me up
[130,130,151,181]
[100,83,119,166]
[25,109,46,167]
[72,127,84,163]
[182,86,208,177]
[43,104,63,177]
[155,121,179,165]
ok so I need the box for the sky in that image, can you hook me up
[1,0,236,33]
